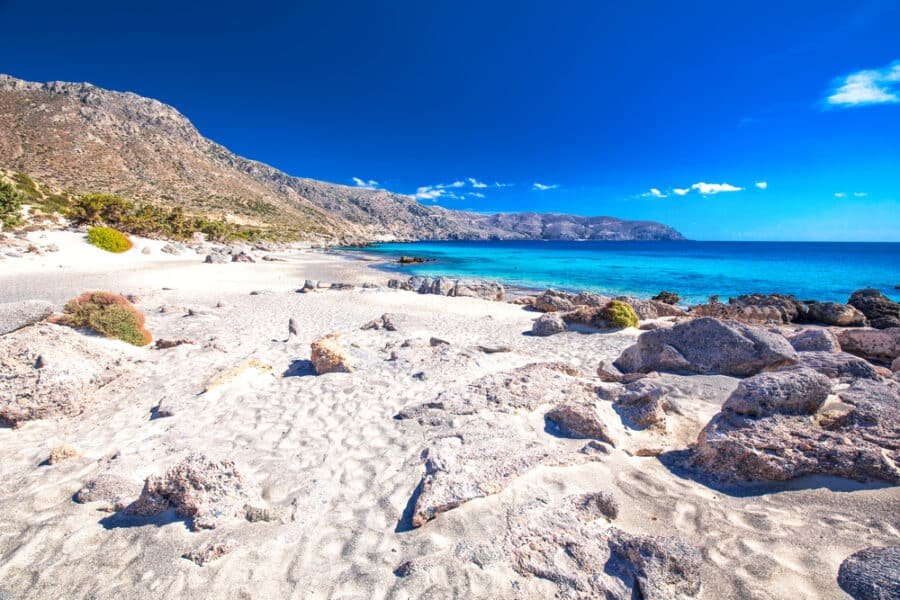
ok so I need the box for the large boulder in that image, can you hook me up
[124,453,262,530]
[531,312,566,336]
[837,545,900,600]
[451,279,505,301]
[0,323,129,426]
[0,300,53,335]
[693,378,900,483]
[835,327,900,363]
[614,317,798,377]
[789,328,841,352]
[310,334,354,374]
[805,302,867,327]
[796,351,881,380]
[721,367,830,417]
[849,289,900,329]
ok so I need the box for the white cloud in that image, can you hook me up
[494,182,514,188]
[468,192,485,198]
[414,186,446,200]
[826,60,900,107]
[755,181,768,190]
[532,182,558,191]
[438,180,465,189]
[691,182,743,195]
[853,191,868,197]
[352,177,379,189]
[642,188,668,198]
[467,177,488,188]
[834,192,847,198]
[672,188,690,196]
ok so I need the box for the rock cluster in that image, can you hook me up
[690,293,868,327]
[388,276,505,301]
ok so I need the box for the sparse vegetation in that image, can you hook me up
[0,180,24,228]
[601,300,639,328]
[87,226,133,253]
[59,291,153,346]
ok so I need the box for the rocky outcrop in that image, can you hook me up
[693,378,900,483]
[789,328,841,352]
[599,378,679,429]
[532,290,577,313]
[796,351,881,380]
[849,289,900,329]
[616,296,686,320]
[310,334,354,374]
[0,323,129,426]
[531,312,566,336]
[0,300,53,335]
[614,317,797,377]
[387,276,504,301]
[722,367,830,417]
[690,294,867,327]
[837,545,900,600]
[805,302,867,327]
[509,496,701,599]
[835,328,900,364]
[124,454,262,530]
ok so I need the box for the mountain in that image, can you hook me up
[0,74,684,243]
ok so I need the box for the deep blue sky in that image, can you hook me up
[1,0,899,240]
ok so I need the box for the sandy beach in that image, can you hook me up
[0,230,898,600]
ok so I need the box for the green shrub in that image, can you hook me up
[87,226,133,253]
[70,193,131,225]
[0,181,24,228]
[601,300,639,328]
[61,291,152,346]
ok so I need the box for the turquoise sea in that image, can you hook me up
[347,241,900,304]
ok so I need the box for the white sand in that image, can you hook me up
[0,231,897,599]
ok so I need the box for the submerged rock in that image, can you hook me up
[614,317,797,377]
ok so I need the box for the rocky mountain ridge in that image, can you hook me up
[0,74,684,243]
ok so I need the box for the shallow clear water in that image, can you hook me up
[346,240,900,303]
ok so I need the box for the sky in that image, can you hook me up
[1,0,899,241]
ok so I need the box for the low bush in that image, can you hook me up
[601,300,639,328]
[87,226,133,252]
[0,180,24,228]
[60,291,152,346]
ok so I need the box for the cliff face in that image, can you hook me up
[0,74,684,242]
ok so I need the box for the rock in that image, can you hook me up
[397,255,433,264]
[0,300,53,335]
[509,496,701,599]
[361,313,398,331]
[573,291,612,307]
[153,338,192,349]
[288,317,299,337]
[601,378,679,429]
[475,344,510,354]
[835,327,900,363]
[310,334,354,374]
[261,255,286,262]
[248,290,271,296]
[722,367,830,417]
[805,302,867,327]
[789,328,841,352]
[182,539,236,566]
[231,251,255,263]
[614,317,798,377]
[531,312,567,336]
[75,473,142,508]
[533,289,577,312]
[618,296,686,320]
[0,323,128,426]
[330,282,354,290]
[545,401,615,444]
[849,289,900,329]
[795,351,881,380]
[652,291,680,305]
[302,279,318,291]
[204,252,228,264]
[141,246,151,255]
[160,243,181,255]
[411,424,599,527]
[562,305,609,328]
[451,279,505,301]
[244,504,282,523]
[837,545,900,600]
[597,360,624,382]
[893,356,900,372]
[45,244,60,252]
[693,378,900,483]
[124,453,262,530]
[731,294,805,323]
[48,445,80,464]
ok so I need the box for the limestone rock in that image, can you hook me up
[125,453,262,530]
[451,279,505,301]
[361,313,398,331]
[533,290,577,313]
[531,312,566,336]
[48,445,80,464]
[836,327,900,363]
[849,289,900,329]
[722,367,831,417]
[614,317,797,377]
[797,351,881,380]
[789,328,841,352]
[805,302,867,327]
[837,545,900,600]
[182,539,236,566]
[231,251,255,263]
[204,252,228,264]
[597,360,624,382]
[310,334,354,374]
[160,242,181,255]
[600,378,679,429]
[693,378,900,483]
[0,300,53,335]
[545,401,615,445]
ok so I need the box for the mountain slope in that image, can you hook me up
[0,74,684,242]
